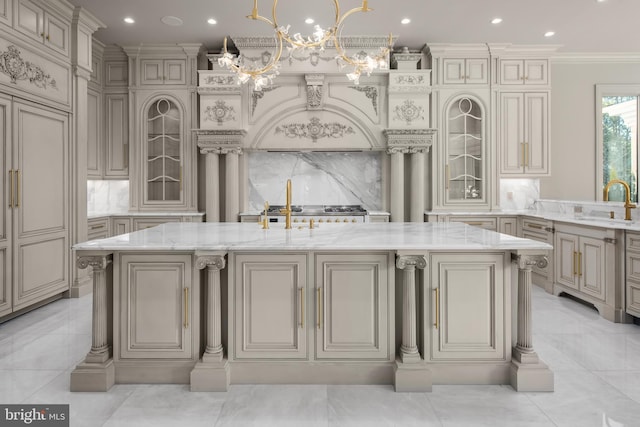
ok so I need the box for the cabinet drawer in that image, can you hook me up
[132,217,181,231]
[448,216,497,231]
[627,232,640,252]
[88,218,109,240]
[627,281,640,317]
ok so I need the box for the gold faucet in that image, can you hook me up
[603,179,636,221]
[279,179,292,229]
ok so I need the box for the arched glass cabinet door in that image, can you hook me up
[145,97,182,203]
[445,96,485,204]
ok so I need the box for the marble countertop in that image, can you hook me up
[88,211,205,219]
[74,222,551,252]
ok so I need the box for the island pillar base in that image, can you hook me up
[510,360,554,392]
[394,360,432,392]
[190,359,230,392]
[70,360,115,392]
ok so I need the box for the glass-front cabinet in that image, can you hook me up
[146,97,182,203]
[444,96,486,205]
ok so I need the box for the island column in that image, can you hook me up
[191,252,230,391]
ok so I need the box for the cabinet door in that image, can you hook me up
[499,92,525,174]
[14,0,44,45]
[234,254,308,359]
[0,97,10,317]
[500,60,524,85]
[498,217,517,236]
[315,253,390,360]
[87,88,102,178]
[579,236,606,301]
[465,59,488,84]
[442,59,466,84]
[524,60,548,85]
[141,60,164,85]
[12,101,68,311]
[0,0,12,27]
[119,254,194,359]
[427,253,506,361]
[104,93,129,178]
[43,12,69,56]
[112,218,131,236]
[555,232,579,290]
[523,93,549,175]
[164,60,186,85]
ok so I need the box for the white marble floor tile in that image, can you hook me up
[214,385,328,427]
[0,369,61,404]
[327,385,441,427]
[428,385,556,427]
[593,370,640,405]
[103,384,226,427]
[526,370,640,427]
[0,332,91,370]
[532,334,587,372]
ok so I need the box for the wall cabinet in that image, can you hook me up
[87,87,102,178]
[140,59,186,85]
[14,0,69,57]
[500,59,548,85]
[117,253,197,360]
[425,253,506,361]
[232,252,393,362]
[0,96,69,318]
[499,92,549,176]
[442,58,488,85]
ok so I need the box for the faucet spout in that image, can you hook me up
[603,179,636,221]
[279,179,293,229]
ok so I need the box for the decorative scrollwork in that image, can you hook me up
[202,75,236,86]
[306,85,323,110]
[77,255,112,271]
[395,75,425,85]
[394,100,425,125]
[512,254,549,270]
[251,85,279,114]
[203,100,236,126]
[396,255,427,270]
[286,50,335,67]
[349,85,378,114]
[275,117,355,143]
[0,45,57,90]
[196,255,226,270]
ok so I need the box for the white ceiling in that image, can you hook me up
[67,0,640,53]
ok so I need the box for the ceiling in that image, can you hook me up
[66,0,640,54]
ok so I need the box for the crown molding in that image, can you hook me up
[552,52,640,63]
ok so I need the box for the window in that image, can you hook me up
[597,85,640,203]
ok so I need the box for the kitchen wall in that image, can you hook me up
[542,60,640,201]
[247,151,383,211]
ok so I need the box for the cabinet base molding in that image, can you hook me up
[190,359,230,392]
[228,362,394,385]
[394,360,432,392]
[429,362,510,385]
[70,360,115,392]
[114,361,196,384]
[510,360,554,392]
[69,275,93,298]
[553,285,631,323]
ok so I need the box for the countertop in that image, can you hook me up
[88,211,205,219]
[74,222,551,252]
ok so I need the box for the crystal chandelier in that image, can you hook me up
[218,0,393,90]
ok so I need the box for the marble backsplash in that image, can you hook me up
[248,152,382,211]
[87,180,129,214]
[499,178,540,210]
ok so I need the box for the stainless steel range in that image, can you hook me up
[264,205,369,224]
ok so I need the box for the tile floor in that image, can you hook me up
[2,286,640,426]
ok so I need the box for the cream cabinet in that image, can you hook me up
[498,217,517,236]
[233,253,309,360]
[442,58,488,85]
[500,59,548,86]
[625,232,640,318]
[140,59,186,85]
[553,223,624,322]
[499,92,549,176]
[0,96,69,318]
[519,216,554,293]
[111,218,130,235]
[87,87,102,178]
[0,0,11,26]
[103,93,129,178]
[117,253,197,360]
[315,253,390,360]
[425,253,507,361]
[87,217,109,240]
[14,0,69,56]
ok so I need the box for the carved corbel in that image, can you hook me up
[305,74,325,110]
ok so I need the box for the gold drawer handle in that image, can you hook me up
[89,224,105,230]
[434,288,440,329]
[184,288,189,328]
[8,170,13,208]
[299,287,304,328]
[578,252,582,277]
[528,223,543,230]
[317,287,322,329]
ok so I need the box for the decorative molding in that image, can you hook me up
[385,129,436,154]
[349,85,378,114]
[251,85,279,114]
[275,117,355,143]
[287,51,335,67]
[198,87,243,94]
[202,75,237,86]
[511,253,549,270]
[305,74,324,110]
[393,99,425,125]
[0,45,58,90]
[395,75,425,85]
[196,255,226,270]
[77,255,112,270]
[195,129,246,153]
[203,100,236,126]
[230,35,397,50]
[396,255,427,270]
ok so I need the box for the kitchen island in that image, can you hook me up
[70,222,553,393]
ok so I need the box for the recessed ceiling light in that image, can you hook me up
[305,18,314,24]
[207,18,217,25]
[161,16,183,26]
[401,18,411,25]
[491,17,503,24]
[544,31,555,37]
[123,17,135,24]
[596,0,607,2]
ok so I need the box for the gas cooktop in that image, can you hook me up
[265,205,367,216]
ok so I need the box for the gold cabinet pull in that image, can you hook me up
[434,288,440,329]
[15,170,19,208]
[578,252,582,277]
[8,170,13,208]
[524,142,529,167]
[445,165,450,190]
[521,142,525,167]
[317,287,322,329]
[573,251,577,276]
[299,287,304,328]
[528,223,543,230]
[184,288,189,328]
